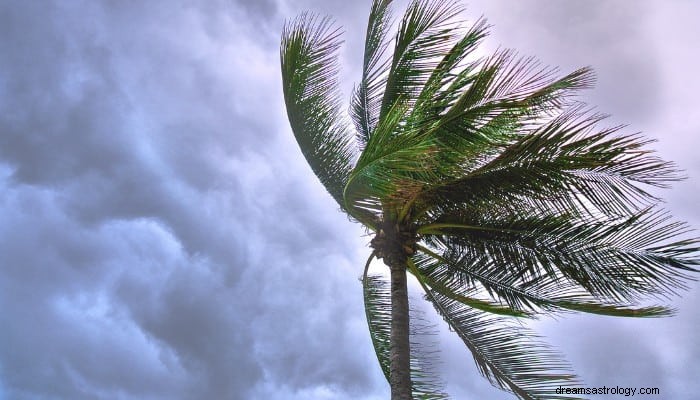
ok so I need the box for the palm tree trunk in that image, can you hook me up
[389,260,413,400]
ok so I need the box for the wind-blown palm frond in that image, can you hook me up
[419,206,698,306]
[363,47,598,222]
[429,51,594,132]
[363,254,449,398]
[414,245,676,318]
[281,15,357,209]
[407,255,532,317]
[345,0,475,219]
[345,99,443,219]
[351,0,394,147]
[380,0,465,121]
[406,105,682,229]
[421,64,596,186]
[421,281,584,400]
[412,17,489,115]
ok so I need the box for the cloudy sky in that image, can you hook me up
[1,1,698,399]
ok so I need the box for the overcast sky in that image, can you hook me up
[1,1,698,399]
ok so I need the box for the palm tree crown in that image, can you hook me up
[280,1,699,399]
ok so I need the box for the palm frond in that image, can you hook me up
[351,0,394,147]
[281,14,357,209]
[380,0,465,121]
[407,258,532,317]
[412,17,489,118]
[414,50,594,170]
[345,100,441,219]
[362,254,449,398]
[417,105,681,220]
[435,51,594,134]
[415,245,675,318]
[419,279,583,400]
[394,52,596,219]
[417,206,699,307]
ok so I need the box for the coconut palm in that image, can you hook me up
[280,1,699,399]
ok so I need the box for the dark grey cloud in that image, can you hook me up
[0,0,377,399]
[1,0,698,399]
[0,184,191,399]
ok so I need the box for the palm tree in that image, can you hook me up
[280,1,699,399]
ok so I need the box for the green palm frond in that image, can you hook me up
[345,0,472,219]
[417,205,699,309]
[281,14,357,210]
[363,254,449,399]
[407,258,531,317]
[415,245,675,318]
[380,0,464,121]
[409,49,595,178]
[363,274,391,380]
[345,100,440,218]
[431,52,594,133]
[416,105,681,221]
[351,0,394,147]
[420,279,583,400]
[411,17,489,118]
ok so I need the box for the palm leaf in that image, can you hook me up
[380,0,464,120]
[419,280,583,400]
[411,17,490,118]
[344,99,444,221]
[351,0,394,147]
[417,206,699,307]
[418,105,681,221]
[433,52,593,134]
[363,253,449,399]
[281,14,357,210]
[415,245,675,318]
[407,258,532,317]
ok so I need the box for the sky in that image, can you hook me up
[0,1,698,399]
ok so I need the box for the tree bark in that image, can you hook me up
[389,260,413,400]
